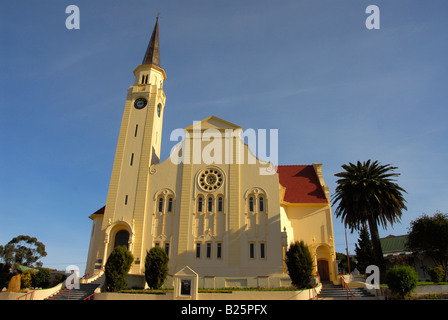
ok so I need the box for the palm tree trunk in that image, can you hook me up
[367,216,386,276]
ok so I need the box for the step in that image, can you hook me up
[318,286,375,299]
[48,283,101,300]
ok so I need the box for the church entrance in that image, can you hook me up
[317,259,329,281]
[114,230,130,249]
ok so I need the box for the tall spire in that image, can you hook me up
[142,17,160,67]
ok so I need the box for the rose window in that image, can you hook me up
[199,168,223,191]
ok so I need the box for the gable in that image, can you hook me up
[175,266,198,277]
[184,115,242,131]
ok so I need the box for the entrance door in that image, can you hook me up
[114,230,130,249]
[317,260,329,281]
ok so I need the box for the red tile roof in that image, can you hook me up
[92,206,105,215]
[277,165,328,204]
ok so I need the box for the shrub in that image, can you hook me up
[32,268,51,288]
[104,246,134,292]
[428,265,445,283]
[385,265,418,299]
[20,270,36,288]
[285,241,314,289]
[145,247,169,289]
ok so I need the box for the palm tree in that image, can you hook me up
[332,160,407,273]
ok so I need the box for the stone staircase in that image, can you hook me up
[318,282,377,300]
[47,277,103,300]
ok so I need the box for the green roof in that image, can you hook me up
[380,235,409,254]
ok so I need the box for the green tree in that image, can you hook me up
[0,235,47,267]
[144,247,169,289]
[385,265,418,299]
[332,160,407,273]
[407,212,448,281]
[285,241,314,289]
[336,252,356,274]
[32,268,51,288]
[104,246,134,292]
[355,226,375,274]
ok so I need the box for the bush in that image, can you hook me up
[20,270,36,288]
[104,246,134,292]
[428,265,445,283]
[385,265,418,299]
[32,268,51,288]
[285,241,314,289]
[145,247,169,289]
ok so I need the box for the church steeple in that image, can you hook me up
[142,17,160,67]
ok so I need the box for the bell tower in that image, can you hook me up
[101,18,167,261]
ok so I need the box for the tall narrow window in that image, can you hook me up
[158,197,164,213]
[206,243,211,258]
[124,195,128,205]
[260,243,265,259]
[196,243,201,258]
[130,153,134,166]
[249,197,254,212]
[197,197,203,212]
[164,243,170,256]
[259,196,264,212]
[134,124,139,137]
[207,197,213,212]
[217,243,222,259]
[249,243,255,259]
[167,198,173,213]
[218,197,223,212]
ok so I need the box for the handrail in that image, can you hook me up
[83,292,96,300]
[312,284,318,300]
[81,266,105,284]
[50,266,104,300]
[339,275,353,300]
[50,280,78,300]
[17,290,35,300]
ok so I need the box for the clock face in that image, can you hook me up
[134,98,147,109]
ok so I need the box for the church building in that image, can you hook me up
[85,19,338,288]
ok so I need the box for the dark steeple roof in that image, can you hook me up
[142,17,160,67]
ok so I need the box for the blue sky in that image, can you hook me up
[1,1,447,272]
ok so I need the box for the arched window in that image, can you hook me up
[158,197,164,213]
[114,230,130,249]
[197,197,203,212]
[207,196,213,212]
[249,197,254,212]
[259,196,264,212]
[218,196,223,212]
[167,197,173,213]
